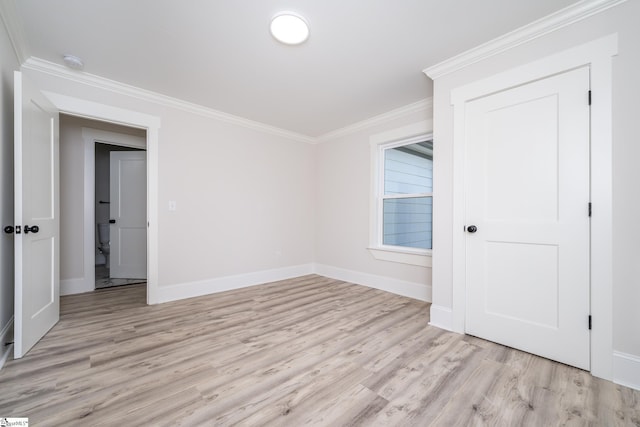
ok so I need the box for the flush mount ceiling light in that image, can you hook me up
[270,12,309,45]
[62,54,84,70]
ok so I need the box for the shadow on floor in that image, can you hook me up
[95,264,146,289]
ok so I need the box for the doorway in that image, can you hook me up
[59,114,147,295]
[94,143,146,289]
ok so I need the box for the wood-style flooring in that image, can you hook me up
[0,275,638,426]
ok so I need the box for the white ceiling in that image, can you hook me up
[13,0,578,137]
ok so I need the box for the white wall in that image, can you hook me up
[33,71,316,297]
[59,116,85,281]
[315,108,432,301]
[430,1,640,379]
[0,14,19,360]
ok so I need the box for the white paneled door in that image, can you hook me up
[464,67,591,370]
[110,151,147,279]
[13,71,60,359]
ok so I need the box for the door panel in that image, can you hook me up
[465,66,590,370]
[110,151,147,279]
[484,242,559,328]
[483,95,559,222]
[14,71,59,359]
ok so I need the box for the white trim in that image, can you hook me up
[316,98,433,143]
[429,305,453,331]
[314,263,431,302]
[45,92,161,130]
[43,92,162,305]
[613,351,640,391]
[0,0,29,64]
[155,264,314,304]
[369,120,433,146]
[0,317,14,370]
[22,58,315,144]
[368,121,434,267]
[424,0,627,79]
[85,128,146,149]
[21,55,434,146]
[447,34,617,380]
[588,37,616,381]
[24,54,432,145]
[368,247,432,267]
[13,71,23,358]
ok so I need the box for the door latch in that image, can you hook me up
[5,225,23,234]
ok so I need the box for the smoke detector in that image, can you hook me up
[63,54,84,70]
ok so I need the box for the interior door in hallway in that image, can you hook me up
[13,71,60,358]
[464,66,591,370]
[110,151,147,279]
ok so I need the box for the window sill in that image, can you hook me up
[367,246,432,267]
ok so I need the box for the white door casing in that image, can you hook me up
[109,151,147,279]
[40,92,160,305]
[444,34,616,380]
[14,71,60,359]
[464,66,590,369]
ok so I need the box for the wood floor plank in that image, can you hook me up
[0,274,638,426]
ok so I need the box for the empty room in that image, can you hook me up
[0,0,639,425]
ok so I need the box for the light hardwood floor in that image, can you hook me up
[0,275,638,426]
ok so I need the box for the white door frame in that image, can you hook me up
[86,129,146,283]
[44,91,161,305]
[449,34,617,380]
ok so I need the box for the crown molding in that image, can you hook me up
[24,56,432,146]
[0,0,30,64]
[315,98,433,144]
[22,57,316,144]
[424,0,628,80]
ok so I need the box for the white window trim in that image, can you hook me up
[368,120,433,267]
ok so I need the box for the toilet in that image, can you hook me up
[97,223,110,268]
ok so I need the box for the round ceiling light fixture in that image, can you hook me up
[62,54,84,70]
[270,12,309,45]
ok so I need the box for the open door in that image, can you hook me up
[110,151,147,279]
[13,71,60,359]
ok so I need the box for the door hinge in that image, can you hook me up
[588,315,592,330]
[588,90,592,105]
[588,202,592,217]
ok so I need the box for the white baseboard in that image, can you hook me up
[0,317,14,371]
[313,263,431,302]
[154,263,315,304]
[429,304,454,331]
[61,277,94,295]
[613,351,640,391]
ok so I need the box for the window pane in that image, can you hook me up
[384,141,433,195]
[383,197,432,249]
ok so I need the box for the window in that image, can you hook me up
[369,130,433,267]
[381,139,433,249]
